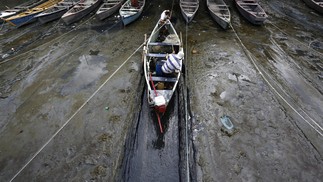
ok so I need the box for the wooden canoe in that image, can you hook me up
[143,19,183,117]
[0,0,47,22]
[207,0,231,29]
[61,0,102,25]
[119,0,145,26]
[96,0,124,20]
[235,0,268,25]
[302,0,323,14]
[4,0,63,27]
[35,0,80,24]
[180,0,199,23]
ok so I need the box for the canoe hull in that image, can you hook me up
[37,9,68,24]
[180,0,199,23]
[302,0,323,14]
[121,11,141,25]
[209,11,230,29]
[0,0,48,23]
[235,0,267,25]
[4,0,62,27]
[119,0,145,26]
[7,12,40,27]
[207,0,230,29]
[96,1,123,20]
[62,0,102,25]
[143,19,183,114]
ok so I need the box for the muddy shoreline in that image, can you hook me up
[1,0,323,181]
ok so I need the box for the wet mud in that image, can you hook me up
[0,0,323,181]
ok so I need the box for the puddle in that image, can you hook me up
[60,55,108,96]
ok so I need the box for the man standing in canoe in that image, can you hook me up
[159,10,170,24]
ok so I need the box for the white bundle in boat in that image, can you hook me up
[163,34,180,44]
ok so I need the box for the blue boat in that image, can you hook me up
[0,0,47,24]
[4,0,62,27]
[119,0,145,26]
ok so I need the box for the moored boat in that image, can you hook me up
[96,0,124,20]
[61,0,102,25]
[143,19,183,133]
[35,0,80,24]
[302,0,323,14]
[3,0,63,27]
[179,0,199,23]
[0,0,47,23]
[119,0,145,26]
[207,0,230,29]
[235,0,267,25]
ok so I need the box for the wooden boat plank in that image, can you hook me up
[151,76,178,82]
[180,2,199,5]
[146,53,168,57]
[122,8,140,11]
[148,42,181,46]
[239,3,258,5]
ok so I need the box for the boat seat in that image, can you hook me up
[147,53,167,58]
[123,8,139,11]
[148,42,180,46]
[151,76,177,82]
[239,3,258,5]
[181,5,198,8]
[256,12,266,15]
[181,2,199,5]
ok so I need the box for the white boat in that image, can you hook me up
[143,19,183,133]
[35,0,80,24]
[119,0,145,26]
[207,0,231,29]
[96,0,124,20]
[61,0,102,25]
[179,0,199,23]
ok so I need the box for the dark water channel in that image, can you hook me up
[122,88,181,181]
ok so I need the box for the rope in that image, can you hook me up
[0,21,5,31]
[149,71,163,133]
[184,20,190,182]
[149,73,158,96]
[9,43,145,182]
[170,0,175,17]
[267,21,323,57]
[229,23,323,137]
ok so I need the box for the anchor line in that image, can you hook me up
[184,21,190,182]
[229,23,323,137]
[267,21,323,57]
[9,43,145,182]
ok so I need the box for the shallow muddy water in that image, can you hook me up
[0,0,323,181]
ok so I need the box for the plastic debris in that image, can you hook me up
[220,115,234,130]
